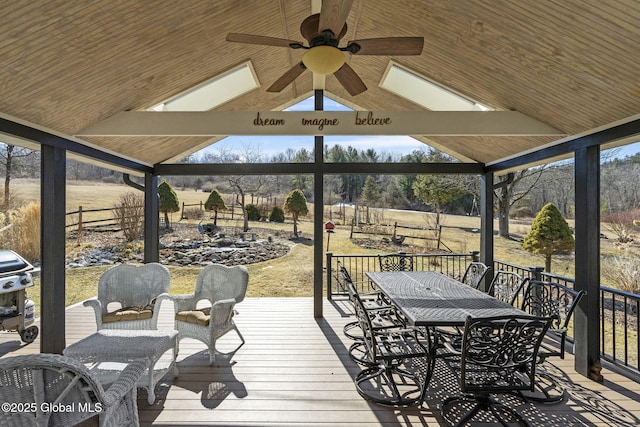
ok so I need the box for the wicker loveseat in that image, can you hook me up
[0,353,146,427]
[84,263,171,330]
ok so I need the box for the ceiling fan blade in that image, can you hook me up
[334,63,367,96]
[267,62,307,92]
[349,37,424,55]
[226,33,301,48]
[319,0,353,37]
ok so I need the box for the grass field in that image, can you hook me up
[8,178,637,311]
[10,179,638,371]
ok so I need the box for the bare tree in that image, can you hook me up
[228,176,265,232]
[0,144,35,206]
[494,167,546,238]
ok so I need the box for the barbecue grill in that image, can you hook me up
[0,249,38,343]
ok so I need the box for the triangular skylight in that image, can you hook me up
[150,61,259,111]
[380,62,490,111]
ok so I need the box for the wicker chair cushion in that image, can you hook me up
[103,303,154,323]
[176,307,211,326]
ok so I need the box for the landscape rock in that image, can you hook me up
[65,225,293,269]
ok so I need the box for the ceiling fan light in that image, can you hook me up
[302,46,345,75]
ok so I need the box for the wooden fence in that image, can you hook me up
[349,220,449,251]
[65,206,127,231]
[66,205,165,231]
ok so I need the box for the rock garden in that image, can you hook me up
[65,223,294,268]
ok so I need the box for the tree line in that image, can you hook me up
[1,142,639,238]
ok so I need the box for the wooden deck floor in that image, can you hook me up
[2,297,640,426]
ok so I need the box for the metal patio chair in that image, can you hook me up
[378,253,414,272]
[440,314,553,427]
[339,261,401,340]
[84,262,171,330]
[461,261,491,290]
[487,270,528,306]
[351,281,429,406]
[517,279,586,402]
[346,280,407,365]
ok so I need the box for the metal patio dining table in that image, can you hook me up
[365,270,528,402]
[366,270,526,327]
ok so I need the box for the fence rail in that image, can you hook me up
[349,221,447,250]
[329,253,640,377]
[65,205,136,231]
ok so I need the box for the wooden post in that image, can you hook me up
[77,205,83,232]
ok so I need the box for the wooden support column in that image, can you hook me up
[314,90,324,318]
[479,171,494,292]
[40,145,66,354]
[144,173,159,263]
[574,146,603,381]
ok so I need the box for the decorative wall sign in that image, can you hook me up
[78,111,564,137]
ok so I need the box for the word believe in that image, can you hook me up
[252,111,392,131]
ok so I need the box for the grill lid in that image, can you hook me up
[0,250,33,275]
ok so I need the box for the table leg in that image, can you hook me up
[419,327,439,404]
[147,358,156,405]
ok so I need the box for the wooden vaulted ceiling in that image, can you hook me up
[1,0,639,169]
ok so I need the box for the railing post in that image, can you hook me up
[326,252,333,300]
[77,205,83,232]
[470,250,479,262]
[529,266,544,281]
[528,266,545,317]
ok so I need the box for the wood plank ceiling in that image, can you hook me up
[1,0,639,167]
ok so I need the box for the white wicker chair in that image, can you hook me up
[0,353,146,427]
[84,263,171,330]
[170,264,249,364]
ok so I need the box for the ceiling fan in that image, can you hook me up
[225,0,424,96]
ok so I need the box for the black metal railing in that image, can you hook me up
[326,251,476,297]
[600,286,640,373]
[328,253,640,376]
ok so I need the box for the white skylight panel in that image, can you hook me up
[380,62,490,111]
[151,61,259,111]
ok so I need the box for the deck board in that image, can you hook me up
[2,297,640,426]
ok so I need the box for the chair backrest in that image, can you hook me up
[195,264,249,304]
[378,254,413,272]
[98,262,170,309]
[0,354,105,426]
[334,260,351,294]
[487,270,527,306]
[459,314,553,394]
[337,259,354,282]
[461,262,490,289]
[349,281,378,360]
[518,280,585,359]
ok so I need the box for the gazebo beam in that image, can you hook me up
[155,162,485,176]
